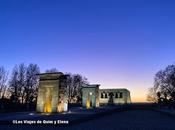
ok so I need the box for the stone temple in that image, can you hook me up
[36,72,131,113]
[36,72,68,113]
[82,84,131,108]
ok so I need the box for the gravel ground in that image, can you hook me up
[1,109,175,130]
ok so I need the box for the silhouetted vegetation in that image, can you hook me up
[0,63,40,112]
[45,69,89,103]
[66,73,89,103]
[45,68,59,73]
[0,66,8,99]
[147,64,175,108]
[0,64,88,112]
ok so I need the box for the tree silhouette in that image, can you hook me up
[0,66,8,99]
[148,64,175,107]
[45,68,58,73]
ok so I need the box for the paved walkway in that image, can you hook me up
[0,106,122,122]
[0,109,175,130]
[70,109,175,130]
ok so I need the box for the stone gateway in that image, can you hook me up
[36,72,68,113]
[81,84,100,108]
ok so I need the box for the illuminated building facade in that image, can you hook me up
[36,72,68,113]
[82,85,131,108]
[99,89,131,105]
[36,72,131,113]
[81,84,100,109]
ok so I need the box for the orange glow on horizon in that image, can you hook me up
[131,96,148,103]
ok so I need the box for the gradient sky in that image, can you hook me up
[1,0,175,102]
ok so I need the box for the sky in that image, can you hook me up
[1,0,175,102]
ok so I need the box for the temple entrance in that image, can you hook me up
[86,92,93,109]
[44,87,53,113]
[86,99,91,109]
[108,92,114,104]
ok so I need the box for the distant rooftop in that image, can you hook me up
[38,72,64,75]
[100,88,130,92]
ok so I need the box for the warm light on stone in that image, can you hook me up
[57,103,64,112]
[36,72,68,113]
[82,84,100,108]
[86,99,91,109]
[44,100,52,113]
[82,84,131,108]
[63,103,68,112]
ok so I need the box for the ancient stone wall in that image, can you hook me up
[99,89,131,105]
[36,73,68,113]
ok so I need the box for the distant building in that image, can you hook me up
[81,84,100,108]
[82,84,131,108]
[99,88,131,105]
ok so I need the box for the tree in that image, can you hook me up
[45,68,58,73]
[8,63,40,107]
[66,73,73,103]
[18,63,26,104]
[0,66,8,99]
[45,68,88,103]
[66,73,88,103]
[8,64,26,104]
[25,63,40,107]
[8,65,19,104]
[148,64,175,105]
[147,87,157,102]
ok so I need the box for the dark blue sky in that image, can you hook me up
[1,0,175,101]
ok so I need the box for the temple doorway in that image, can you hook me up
[108,92,114,104]
[44,87,53,113]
